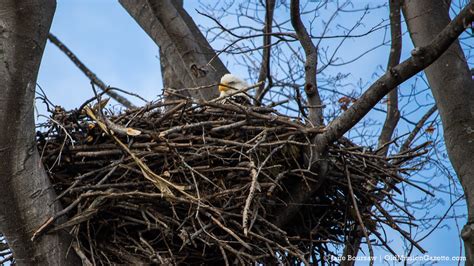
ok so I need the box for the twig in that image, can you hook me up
[344,161,374,266]
[243,161,259,236]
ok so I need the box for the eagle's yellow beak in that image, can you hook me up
[218,83,228,92]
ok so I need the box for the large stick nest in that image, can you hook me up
[36,98,428,265]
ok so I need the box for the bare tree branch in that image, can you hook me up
[273,1,474,231]
[402,1,474,262]
[377,0,402,156]
[317,1,474,149]
[290,0,323,126]
[343,2,403,262]
[47,33,135,109]
[400,105,437,153]
[255,0,276,103]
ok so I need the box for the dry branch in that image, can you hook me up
[377,0,402,156]
[319,1,474,146]
[34,96,430,264]
[47,33,135,109]
[290,0,323,126]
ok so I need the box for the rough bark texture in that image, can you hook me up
[157,0,189,102]
[270,0,327,230]
[160,48,190,101]
[0,0,79,265]
[119,0,229,100]
[402,1,474,264]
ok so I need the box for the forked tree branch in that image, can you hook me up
[290,0,323,127]
[402,0,474,263]
[255,0,276,103]
[377,0,402,156]
[400,105,437,153]
[275,1,474,230]
[317,1,474,149]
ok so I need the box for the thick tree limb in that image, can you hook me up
[160,48,190,102]
[402,0,474,263]
[156,1,189,103]
[377,0,402,156]
[274,1,474,230]
[290,0,323,127]
[119,0,229,100]
[318,1,474,148]
[271,2,329,230]
[0,1,79,264]
[255,0,276,103]
[47,33,135,109]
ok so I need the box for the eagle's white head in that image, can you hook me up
[218,74,250,99]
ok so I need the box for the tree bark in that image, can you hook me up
[0,1,79,264]
[157,0,189,102]
[119,0,229,100]
[402,1,474,264]
[290,0,323,127]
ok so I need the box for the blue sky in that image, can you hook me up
[37,0,162,109]
[36,1,468,265]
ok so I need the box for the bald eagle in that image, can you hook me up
[218,74,251,105]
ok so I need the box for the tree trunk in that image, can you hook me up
[157,0,189,102]
[0,1,79,264]
[119,0,229,100]
[403,1,474,264]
